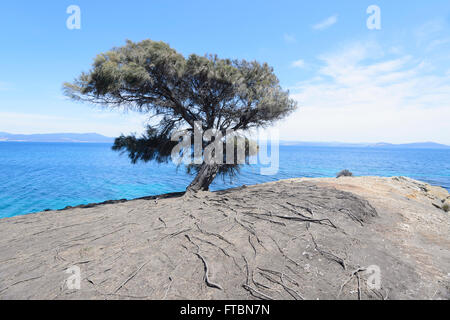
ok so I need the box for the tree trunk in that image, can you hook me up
[187,163,220,193]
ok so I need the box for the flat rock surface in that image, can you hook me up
[0,176,449,300]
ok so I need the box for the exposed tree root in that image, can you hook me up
[267,235,301,267]
[242,255,250,285]
[257,270,304,300]
[194,223,234,246]
[161,228,192,240]
[242,284,275,300]
[248,235,257,257]
[158,217,167,228]
[162,277,173,300]
[234,218,265,248]
[338,208,364,226]
[242,212,287,226]
[191,235,231,259]
[250,211,337,229]
[114,260,151,294]
[0,276,42,294]
[337,267,367,300]
[257,267,298,286]
[194,253,223,291]
[252,270,272,291]
[286,202,314,216]
[185,234,223,291]
[309,233,347,270]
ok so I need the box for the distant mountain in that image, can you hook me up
[0,132,115,143]
[369,142,450,149]
[279,141,450,149]
[1,133,449,148]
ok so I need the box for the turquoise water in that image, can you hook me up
[0,142,449,219]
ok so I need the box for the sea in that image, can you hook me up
[0,142,449,219]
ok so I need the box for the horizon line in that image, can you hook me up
[1,131,449,147]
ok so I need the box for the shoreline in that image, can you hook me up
[7,175,449,220]
[2,140,449,219]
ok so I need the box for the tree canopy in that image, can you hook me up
[64,39,297,192]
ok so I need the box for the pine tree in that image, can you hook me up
[64,40,297,192]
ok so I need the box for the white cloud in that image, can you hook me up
[291,59,305,68]
[283,33,296,44]
[278,41,450,144]
[312,15,338,30]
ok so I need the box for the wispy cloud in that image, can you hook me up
[291,59,305,68]
[415,19,445,41]
[415,19,450,51]
[312,14,338,30]
[278,41,450,144]
[283,33,296,44]
[0,82,10,91]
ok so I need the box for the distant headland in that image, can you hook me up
[0,132,114,143]
[279,140,450,149]
[1,132,449,148]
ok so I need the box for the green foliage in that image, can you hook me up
[112,126,178,164]
[337,170,353,178]
[443,203,449,212]
[64,39,296,129]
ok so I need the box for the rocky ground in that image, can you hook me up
[0,176,449,300]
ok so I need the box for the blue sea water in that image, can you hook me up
[0,142,449,219]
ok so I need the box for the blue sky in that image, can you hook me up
[0,0,449,143]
